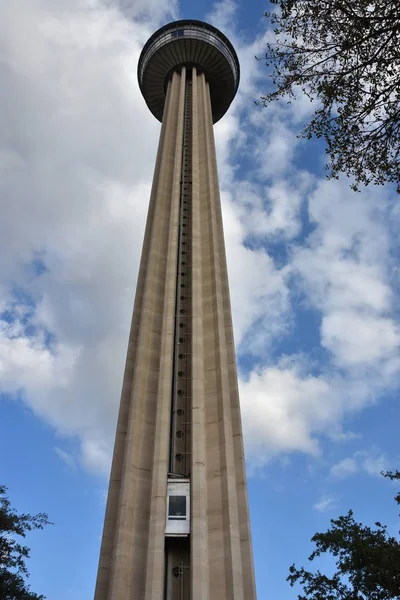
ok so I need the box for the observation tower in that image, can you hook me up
[94,20,256,600]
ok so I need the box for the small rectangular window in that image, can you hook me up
[171,29,185,38]
[168,495,186,519]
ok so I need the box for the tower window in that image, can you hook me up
[168,495,186,519]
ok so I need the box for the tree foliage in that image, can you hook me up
[261,0,400,192]
[287,471,400,599]
[0,486,51,600]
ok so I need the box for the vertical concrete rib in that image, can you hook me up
[203,76,243,598]
[144,68,187,600]
[190,68,210,600]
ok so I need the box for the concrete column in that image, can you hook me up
[190,67,210,600]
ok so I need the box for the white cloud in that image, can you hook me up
[226,177,311,243]
[55,447,77,469]
[331,457,358,479]
[240,358,337,463]
[222,193,291,352]
[314,495,335,513]
[206,0,237,34]
[321,311,400,367]
[0,317,78,398]
[292,178,400,378]
[239,352,396,469]
[331,449,388,479]
[254,120,301,180]
[361,451,388,477]
[81,438,112,474]
[327,427,361,443]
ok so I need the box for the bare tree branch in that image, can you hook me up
[260,0,400,191]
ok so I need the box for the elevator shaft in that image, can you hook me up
[169,73,192,479]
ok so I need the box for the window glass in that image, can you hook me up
[168,495,186,519]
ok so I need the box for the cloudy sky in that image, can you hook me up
[1,0,399,598]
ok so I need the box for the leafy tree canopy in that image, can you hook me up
[261,0,400,192]
[0,485,51,600]
[288,471,400,599]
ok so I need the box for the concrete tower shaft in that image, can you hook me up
[94,21,256,600]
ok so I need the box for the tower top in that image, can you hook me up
[138,20,240,123]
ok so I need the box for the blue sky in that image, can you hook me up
[0,0,399,599]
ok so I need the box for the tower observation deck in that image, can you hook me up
[94,20,256,600]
